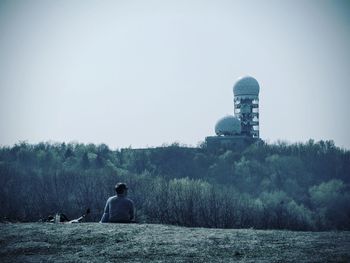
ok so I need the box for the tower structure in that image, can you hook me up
[233,76,260,138]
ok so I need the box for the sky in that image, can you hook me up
[0,0,350,149]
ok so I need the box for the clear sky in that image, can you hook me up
[1,0,350,149]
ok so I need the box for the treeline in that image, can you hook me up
[0,140,349,230]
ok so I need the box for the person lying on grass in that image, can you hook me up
[100,183,135,223]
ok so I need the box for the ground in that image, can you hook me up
[0,223,350,262]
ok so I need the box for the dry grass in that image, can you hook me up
[1,223,350,262]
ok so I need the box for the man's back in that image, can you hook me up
[100,195,134,223]
[108,196,134,222]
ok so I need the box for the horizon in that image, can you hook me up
[0,137,344,151]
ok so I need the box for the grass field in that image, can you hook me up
[1,223,350,262]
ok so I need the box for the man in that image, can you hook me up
[100,183,135,223]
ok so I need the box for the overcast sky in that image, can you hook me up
[1,0,349,149]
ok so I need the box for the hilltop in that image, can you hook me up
[1,223,350,262]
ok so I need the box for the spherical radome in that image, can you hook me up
[233,76,260,96]
[215,115,241,136]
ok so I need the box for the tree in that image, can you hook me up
[81,152,90,169]
[309,179,350,229]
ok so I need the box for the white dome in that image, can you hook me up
[215,115,241,136]
[233,76,260,96]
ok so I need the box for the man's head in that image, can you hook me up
[115,183,128,196]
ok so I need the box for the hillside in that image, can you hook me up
[1,223,350,262]
[1,140,350,230]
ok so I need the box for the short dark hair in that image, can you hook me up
[115,183,128,194]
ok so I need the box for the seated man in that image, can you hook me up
[100,183,135,223]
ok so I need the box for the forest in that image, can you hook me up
[0,139,349,230]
